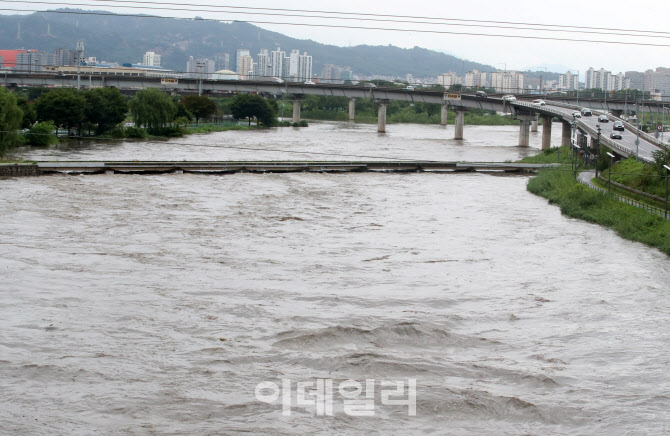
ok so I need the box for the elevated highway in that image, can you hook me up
[512,100,666,162]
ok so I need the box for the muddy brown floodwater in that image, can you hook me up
[1,122,669,434]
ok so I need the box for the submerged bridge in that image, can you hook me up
[1,161,555,176]
[3,72,668,162]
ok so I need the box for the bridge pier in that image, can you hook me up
[454,108,465,140]
[541,115,552,150]
[377,100,389,133]
[349,98,356,122]
[531,115,539,133]
[517,114,534,147]
[562,122,572,147]
[441,105,448,126]
[292,100,301,123]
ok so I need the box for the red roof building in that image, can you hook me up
[0,49,29,67]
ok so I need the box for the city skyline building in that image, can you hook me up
[558,71,579,90]
[489,71,524,93]
[643,67,670,95]
[438,72,461,87]
[297,51,313,81]
[270,47,286,78]
[235,49,250,75]
[464,70,487,88]
[186,56,215,79]
[74,41,85,66]
[288,49,300,80]
[255,49,272,78]
[585,67,630,91]
[214,53,230,71]
[142,51,161,67]
[16,50,57,72]
[238,54,253,79]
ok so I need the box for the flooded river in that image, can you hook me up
[1,122,669,434]
[9,121,564,162]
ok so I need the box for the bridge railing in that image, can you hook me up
[513,101,569,119]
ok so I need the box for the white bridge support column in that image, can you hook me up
[348,98,356,122]
[377,100,389,133]
[562,121,572,147]
[292,100,301,123]
[441,105,448,126]
[454,108,465,140]
[541,115,553,150]
[531,115,539,132]
[517,114,534,147]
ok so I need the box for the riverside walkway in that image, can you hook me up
[577,169,669,220]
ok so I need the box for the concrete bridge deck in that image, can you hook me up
[1,161,556,176]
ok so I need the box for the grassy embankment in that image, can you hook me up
[522,148,670,255]
[519,145,572,164]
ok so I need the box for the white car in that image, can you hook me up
[304,80,316,85]
[572,111,582,118]
[405,86,415,91]
[532,99,546,105]
[502,95,516,102]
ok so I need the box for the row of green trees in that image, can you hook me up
[0,88,23,154]
[0,86,282,155]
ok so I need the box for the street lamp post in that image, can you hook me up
[607,152,615,194]
[595,125,601,178]
[635,102,641,161]
[571,117,576,177]
[663,104,666,142]
[573,144,581,179]
[664,164,670,220]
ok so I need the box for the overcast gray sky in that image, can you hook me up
[3,0,669,76]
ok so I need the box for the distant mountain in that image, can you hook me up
[0,9,495,78]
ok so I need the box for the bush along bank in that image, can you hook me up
[527,168,670,256]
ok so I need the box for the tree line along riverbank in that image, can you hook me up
[0,86,286,156]
[522,146,670,256]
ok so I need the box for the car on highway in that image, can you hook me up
[304,80,316,85]
[271,77,284,83]
[405,86,415,91]
[610,131,623,139]
[502,95,516,102]
[532,99,546,105]
[572,111,582,118]
[364,83,376,88]
[581,108,592,116]
[598,114,609,123]
[613,121,624,131]
[476,90,487,98]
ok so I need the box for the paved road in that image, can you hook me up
[577,169,598,189]
[520,101,666,162]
